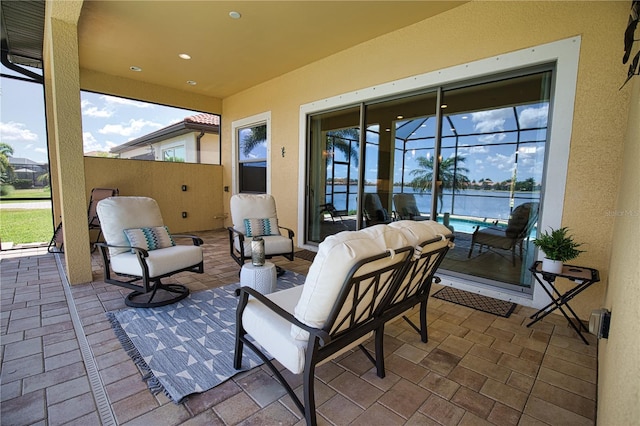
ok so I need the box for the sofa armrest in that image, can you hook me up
[236,286,331,345]
[94,242,149,257]
[278,225,295,239]
[171,234,203,246]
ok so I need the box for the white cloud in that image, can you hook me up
[519,105,548,128]
[81,98,116,118]
[83,131,116,153]
[465,145,489,154]
[485,152,515,172]
[98,119,162,137]
[0,121,38,142]
[478,133,507,144]
[471,108,511,133]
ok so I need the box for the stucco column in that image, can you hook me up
[43,0,92,284]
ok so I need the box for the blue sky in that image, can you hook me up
[1,64,200,164]
[80,92,200,154]
[1,69,48,163]
[352,105,549,185]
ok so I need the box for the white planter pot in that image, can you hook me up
[542,258,563,274]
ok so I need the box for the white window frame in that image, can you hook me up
[161,143,186,162]
[231,111,272,194]
[299,36,582,309]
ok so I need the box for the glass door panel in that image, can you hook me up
[436,72,552,291]
[364,92,438,226]
[306,106,360,244]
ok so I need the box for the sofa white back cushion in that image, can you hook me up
[388,220,452,251]
[291,225,409,340]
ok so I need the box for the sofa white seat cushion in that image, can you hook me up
[242,286,308,373]
[291,224,410,340]
[242,285,373,374]
[110,245,203,278]
[233,234,293,256]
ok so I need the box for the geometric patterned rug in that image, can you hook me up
[106,270,306,403]
[432,286,517,318]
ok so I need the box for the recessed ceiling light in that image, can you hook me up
[440,104,448,109]
[187,80,197,86]
[396,115,404,119]
[229,11,241,19]
[130,66,142,72]
[178,53,191,60]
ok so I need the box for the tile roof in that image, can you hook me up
[185,113,220,126]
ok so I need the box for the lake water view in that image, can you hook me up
[326,185,540,225]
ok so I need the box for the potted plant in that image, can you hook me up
[533,227,584,274]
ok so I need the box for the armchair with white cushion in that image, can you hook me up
[95,196,203,308]
[228,194,295,270]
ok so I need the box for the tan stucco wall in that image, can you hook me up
[220,1,629,320]
[44,0,93,283]
[596,77,640,424]
[200,133,220,165]
[84,157,225,234]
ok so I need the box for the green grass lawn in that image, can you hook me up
[0,188,52,202]
[0,209,53,245]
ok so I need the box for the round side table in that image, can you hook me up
[240,262,277,294]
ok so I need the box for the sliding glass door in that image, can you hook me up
[305,68,552,292]
[436,73,550,290]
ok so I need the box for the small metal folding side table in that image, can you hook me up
[527,261,600,345]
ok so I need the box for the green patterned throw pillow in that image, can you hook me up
[124,226,176,252]
[244,218,279,237]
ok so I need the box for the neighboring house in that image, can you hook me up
[109,113,220,164]
[8,157,48,187]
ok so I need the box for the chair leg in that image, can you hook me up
[124,280,190,308]
[303,364,318,426]
[374,327,386,378]
[420,299,429,343]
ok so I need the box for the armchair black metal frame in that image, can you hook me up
[363,193,393,227]
[467,202,539,266]
[95,234,203,308]
[227,194,295,270]
[227,226,295,267]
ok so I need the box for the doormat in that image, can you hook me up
[295,249,317,262]
[432,286,517,318]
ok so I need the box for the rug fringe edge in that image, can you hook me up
[106,311,175,402]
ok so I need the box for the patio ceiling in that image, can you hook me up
[2,1,468,99]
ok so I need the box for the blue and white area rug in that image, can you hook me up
[106,270,305,403]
